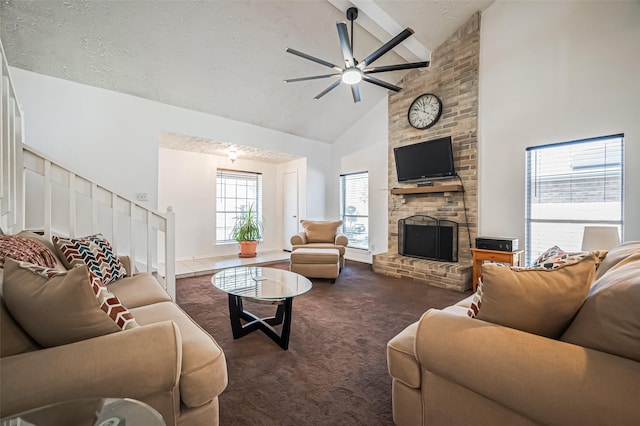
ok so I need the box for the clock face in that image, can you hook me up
[408,94,442,129]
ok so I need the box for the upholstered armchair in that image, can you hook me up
[290,220,348,268]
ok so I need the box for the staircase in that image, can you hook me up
[0,40,176,299]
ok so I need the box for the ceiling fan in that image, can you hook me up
[284,7,429,103]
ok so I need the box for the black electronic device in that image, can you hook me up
[393,136,455,183]
[475,236,519,252]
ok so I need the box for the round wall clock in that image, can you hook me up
[407,93,443,129]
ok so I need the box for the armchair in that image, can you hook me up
[291,220,348,268]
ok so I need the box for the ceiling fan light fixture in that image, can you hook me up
[341,68,362,85]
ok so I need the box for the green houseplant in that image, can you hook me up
[231,205,263,258]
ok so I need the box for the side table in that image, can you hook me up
[471,248,524,292]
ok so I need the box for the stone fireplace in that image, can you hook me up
[372,13,480,292]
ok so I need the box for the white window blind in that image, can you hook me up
[216,170,263,243]
[525,134,623,264]
[340,172,369,250]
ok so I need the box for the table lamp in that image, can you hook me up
[581,226,620,251]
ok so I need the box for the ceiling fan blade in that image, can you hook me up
[363,75,401,92]
[363,61,429,74]
[284,74,340,83]
[314,80,342,100]
[286,48,342,71]
[351,84,361,103]
[336,22,355,69]
[361,28,414,67]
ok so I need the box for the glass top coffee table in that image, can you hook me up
[212,266,312,350]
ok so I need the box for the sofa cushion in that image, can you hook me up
[130,302,228,408]
[562,252,640,361]
[108,272,172,308]
[473,252,599,338]
[2,259,138,347]
[594,241,640,280]
[300,220,343,243]
[53,234,127,284]
[0,234,57,268]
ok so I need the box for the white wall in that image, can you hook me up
[158,147,286,260]
[479,1,640,243]
[10,68,332,220]
[332,97,389,263]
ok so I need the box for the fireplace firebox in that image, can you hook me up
[398,215,458,262]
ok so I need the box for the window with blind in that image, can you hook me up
[216,170,263,243]
[340,172,369,250]
[525,134,623,264]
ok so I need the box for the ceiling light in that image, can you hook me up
[228,150,237,163]
[341,68,362,85]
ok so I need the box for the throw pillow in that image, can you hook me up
[473,252,599,338]
[0,234,57,268]
[561,253,640,362]
[53,234,127,284]
[2,258,138,347]
[467,278,483,318]
[300,220,343,243]
[531,245,567,268]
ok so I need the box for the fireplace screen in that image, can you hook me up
[398,215,458,262]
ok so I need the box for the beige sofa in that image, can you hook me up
[0,232,228,425]
[387,242,640,425]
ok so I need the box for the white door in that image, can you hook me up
[283,170,299,251]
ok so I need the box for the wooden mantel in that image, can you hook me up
[390,183,463,195]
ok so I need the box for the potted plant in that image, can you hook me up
[231,204,263,258]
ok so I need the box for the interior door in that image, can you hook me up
[283,170,299,251]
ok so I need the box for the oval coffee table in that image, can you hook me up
[212,266,312,350]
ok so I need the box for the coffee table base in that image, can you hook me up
[227,295,293,350]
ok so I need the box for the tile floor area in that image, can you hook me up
[170,250,291,279]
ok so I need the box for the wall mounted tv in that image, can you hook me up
[393,136,456,183]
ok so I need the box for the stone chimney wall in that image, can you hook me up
[373,13,480,291]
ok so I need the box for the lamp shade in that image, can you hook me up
[581,226,620,251]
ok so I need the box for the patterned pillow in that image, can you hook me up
[469,253,600,338]
[0,234,57,268]
[467,278,483,318]
[53,234,126,284]
[2,258,137,347]
[532,245,567,268]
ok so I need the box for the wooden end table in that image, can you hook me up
[471,248,524,292]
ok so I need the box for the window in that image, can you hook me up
[340,172,369,250]
[525,134,623,264]
[216,170,263,243]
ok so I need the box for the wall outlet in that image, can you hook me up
[135,192,148,202]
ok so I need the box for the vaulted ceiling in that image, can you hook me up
[1,0,493,144]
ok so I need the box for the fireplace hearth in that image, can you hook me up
[398,215,458,262]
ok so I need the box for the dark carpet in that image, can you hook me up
[177,260,471,426]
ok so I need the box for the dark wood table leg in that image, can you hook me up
[227,294,294,350]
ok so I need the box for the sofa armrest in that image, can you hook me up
[291,232,307,246]
[334,232,348,247]
[1,321,182,417]
[415,309,640,425]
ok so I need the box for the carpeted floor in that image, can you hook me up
[177,260,471,426]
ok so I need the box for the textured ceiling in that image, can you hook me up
[1,0,493,148]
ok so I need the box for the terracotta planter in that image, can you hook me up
[238,240,258,258]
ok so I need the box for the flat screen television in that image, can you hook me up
[393,136,456,183]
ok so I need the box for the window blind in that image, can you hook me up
[216,169,263,243]
[525,134,623,264]
[340,172,369,250]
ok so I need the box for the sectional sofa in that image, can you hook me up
[0,231,227,425]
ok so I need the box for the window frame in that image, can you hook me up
[216,169,263,244]
[339,171,369,251]
[525,134,624,264]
